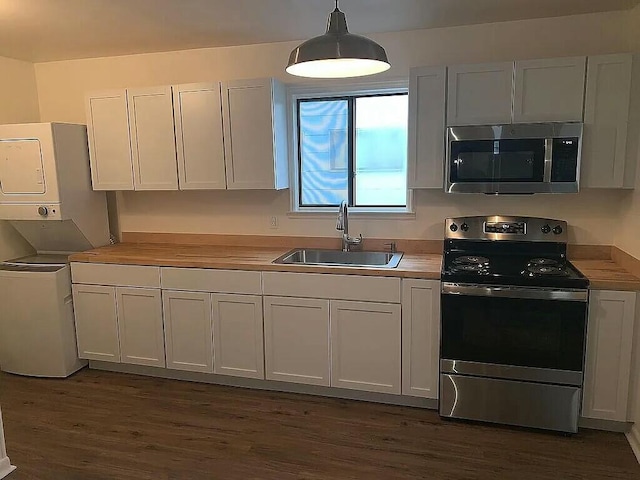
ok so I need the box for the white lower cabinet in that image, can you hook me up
[117,287,165,367]
[582,290,637,421]
[163,290,213,373]
[212,294,264,379]
[330,301,401,394]
[72,284,120,362]
[263,296,330,386]
[401,279,441,399]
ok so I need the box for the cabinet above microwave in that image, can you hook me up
[447,57,586,127]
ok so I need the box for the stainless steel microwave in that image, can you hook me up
[446,123,583,194]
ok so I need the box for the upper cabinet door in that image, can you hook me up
[127,86,178,190]
[85,90,134,190]
[447,62,513,126]
[222,78,288,190]
[408,66,446,189]
[582,54,633,189]
[513,57,586,123]
[173,83,227,190]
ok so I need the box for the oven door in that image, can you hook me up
[440,283,588,385]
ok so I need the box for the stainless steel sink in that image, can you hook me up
[273,249,404,268]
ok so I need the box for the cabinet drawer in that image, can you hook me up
[262,272,401,303]
[161,267,262,294]
[71,262,160,288]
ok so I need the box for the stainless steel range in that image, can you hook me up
[439,216,589,433]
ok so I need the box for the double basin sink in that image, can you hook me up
[273,248,404,269]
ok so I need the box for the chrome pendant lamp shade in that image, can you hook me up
[286,2,390,78]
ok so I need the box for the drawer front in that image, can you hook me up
[161,267,262,294]
[71,262,160,288]
[262,272,401,303]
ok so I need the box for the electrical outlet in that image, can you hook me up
[270,216,279,229]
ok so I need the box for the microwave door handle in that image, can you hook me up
[543,138,553,183]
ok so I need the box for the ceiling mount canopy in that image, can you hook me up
[286,0,391,79]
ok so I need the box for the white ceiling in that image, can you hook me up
[0,0,638,62]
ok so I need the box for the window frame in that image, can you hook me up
[288,80,413,215]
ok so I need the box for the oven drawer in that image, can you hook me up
[440,373,581,433]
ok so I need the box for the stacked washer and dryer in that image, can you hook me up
[0,123,110,378]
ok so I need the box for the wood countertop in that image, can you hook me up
[572,259,640,292]
[69,243,443,279]
[69,243,640,290]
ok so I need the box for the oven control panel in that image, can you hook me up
[446,216,568,242]
[484,222,526,235]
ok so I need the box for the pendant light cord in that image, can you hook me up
[334,0,339,12]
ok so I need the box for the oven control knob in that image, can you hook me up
[553,225,563,235]
[449,223,458,232]
[37,206,48,217]
[541,224,551,234]
[460,223,469,232]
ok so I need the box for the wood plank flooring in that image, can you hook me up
[1,369,639,479]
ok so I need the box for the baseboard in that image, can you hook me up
[579,417,632,433]
[89,361,439,410]
[627,426,640,464]
[0,458,16,479]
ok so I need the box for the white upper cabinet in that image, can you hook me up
[221,78,288,190]
[582,290,636,422]
[513,57,586,123]
[85,90,134,190]
[447,62,514,126]
[408,66,447,189]
[127,86,179,190]
[582,54,633,189]
[173,83,227,190]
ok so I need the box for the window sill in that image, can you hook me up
[287,208,416,220]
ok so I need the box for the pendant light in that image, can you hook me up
[286,1,391,79]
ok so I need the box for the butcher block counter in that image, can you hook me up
[572,259,640,291]
[69,243,443,280]
[69,242,640,290]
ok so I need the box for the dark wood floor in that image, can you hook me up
[0,369,639,480]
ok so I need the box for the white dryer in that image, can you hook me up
[0,123,110,377]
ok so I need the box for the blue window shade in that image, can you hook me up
[298,93,408,208]
[299,100,348,206]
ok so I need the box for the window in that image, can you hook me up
[294,88,409,211]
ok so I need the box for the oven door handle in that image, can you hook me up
[442,282,588,302]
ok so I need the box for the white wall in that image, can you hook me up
[0,56,39,260]
[33,10,635,243]
[617,6,640,259]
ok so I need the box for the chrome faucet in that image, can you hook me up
[336,200,363,252]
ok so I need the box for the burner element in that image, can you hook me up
[528,258,559,266]
[452,264,490,273]
[525,265,568,276]
[454,256,490,265]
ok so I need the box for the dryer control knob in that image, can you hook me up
[552,225,563,235]
[37,206,48,217]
